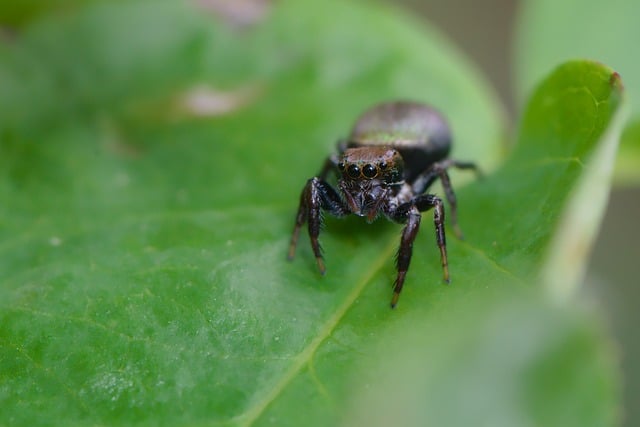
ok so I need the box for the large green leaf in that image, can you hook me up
[515,0,640,185]
[0,1,624,426]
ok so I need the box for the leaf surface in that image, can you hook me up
[0,1,624,426]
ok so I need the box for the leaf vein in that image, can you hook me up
[233,237,398,426]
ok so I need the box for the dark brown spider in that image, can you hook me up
[288,100,480,307]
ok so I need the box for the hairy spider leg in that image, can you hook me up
[389,194,448,308]
[410,159,480,240]
[288,177,349,275]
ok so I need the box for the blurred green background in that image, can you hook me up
[393,0,639,425]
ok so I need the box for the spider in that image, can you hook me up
[287,100,480,307]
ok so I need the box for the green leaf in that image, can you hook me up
[515,0,640,185]
[0,1,624,427]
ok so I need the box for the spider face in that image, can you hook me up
[337,146,404,184]
[335,147,404,220]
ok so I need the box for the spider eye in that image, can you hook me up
[379,161,387,170]
[346,164,360,179]
[362,163,377,179]
[337,162,345,170]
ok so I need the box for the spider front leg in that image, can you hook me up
[411,159,480,239]
[389,194,448,308]
[288,177,349,275]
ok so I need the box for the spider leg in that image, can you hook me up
[411,159,480,239]
[288,177,349,274]
[389,194,448,308]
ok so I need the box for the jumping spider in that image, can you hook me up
[288,100,480,307]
